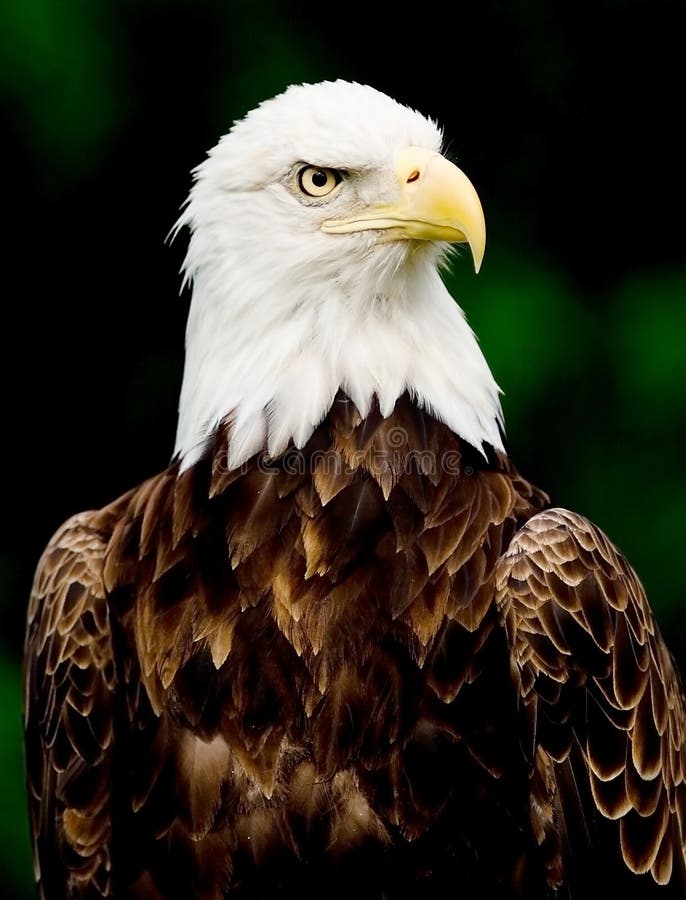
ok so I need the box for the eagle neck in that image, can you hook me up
[174,263,504,472]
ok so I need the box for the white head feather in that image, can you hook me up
[174,80,504,470]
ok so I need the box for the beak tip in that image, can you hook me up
[471,242,485,275]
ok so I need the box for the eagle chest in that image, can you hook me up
[101,405,547,896]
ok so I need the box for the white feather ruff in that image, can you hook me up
[173,81,504,471]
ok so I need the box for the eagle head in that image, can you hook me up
[174,80,501,471]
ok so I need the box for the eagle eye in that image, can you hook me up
[297,165,343,198]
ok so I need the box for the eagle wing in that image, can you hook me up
[497,507,686,889]
[24,512,116,899]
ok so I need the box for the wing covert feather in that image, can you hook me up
[24,511,116,899]
[497,507,686,887]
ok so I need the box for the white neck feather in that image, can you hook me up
[174,242,504,472]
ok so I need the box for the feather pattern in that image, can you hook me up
[25,397,686,898]
[25,508,125,899]
[497,508,686,892]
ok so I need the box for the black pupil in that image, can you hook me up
[312,170,329,188]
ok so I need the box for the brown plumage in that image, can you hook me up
[24,393,686,899]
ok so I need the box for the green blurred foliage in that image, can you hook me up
[451,257,686,621]
[0,0,121,179]
[447,247,589,408]
[1,1,684,897]
[0,651,30,896]
[569,273,686,617]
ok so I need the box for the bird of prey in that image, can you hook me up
[24,80,686,899]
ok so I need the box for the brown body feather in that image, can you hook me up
[24,395,686,898]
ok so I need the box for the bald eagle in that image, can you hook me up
[24,81,686,899]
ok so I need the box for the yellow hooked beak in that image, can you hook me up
[322,146,486,272]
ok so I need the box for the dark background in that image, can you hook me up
[1,1,685,895]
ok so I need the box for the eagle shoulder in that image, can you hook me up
[24,507,120,899]
[496,507,686,890]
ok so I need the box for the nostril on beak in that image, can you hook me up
[406,169,420,183]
